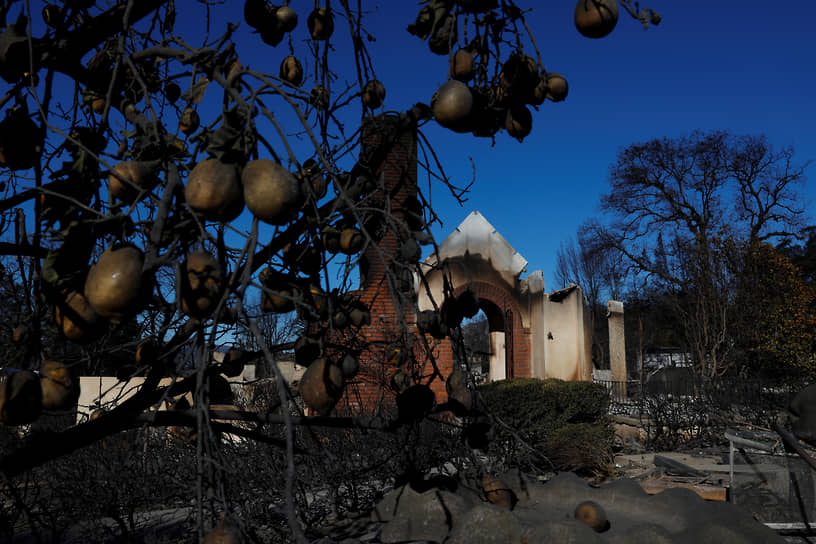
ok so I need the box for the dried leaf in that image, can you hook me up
[181,77,210,104]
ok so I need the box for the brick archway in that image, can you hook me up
[450,281,532,380]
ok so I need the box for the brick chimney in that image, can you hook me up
[340,114,421,414]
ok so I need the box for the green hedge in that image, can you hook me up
[478,378,613,476]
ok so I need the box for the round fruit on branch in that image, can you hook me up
[457,289,481,319]
[299,357,343,416]
[108,160,157,204]
[276,5,298,32]
[399,238,422,263]
[0,17,33,85]
[259,267,297,314]
[87,93,105,115]
[242,159,304,225]
[294,335,321,366]
[450,49,476,83]
[307,7,334,40]
[361,80,386,109]
[218,349,248,378]
[504,104,532,143]
[321,227,341,254]
[394,266,415,294]
[527,75,548,106]
[339,227,365,255]
[0,105,43,171]
[297,158,329,202]
[417,309,446,340]
[545,72,568,102]
[165,81,181,103]
[41,4,63,29]
[397,384,436,422]
[39,359,79,411]
[339,354,359,380]
[574,0,619,39]
[300,283,329,321]
[345,298,370,328]
[244,0,272,30]
[135,337,159,365]
[500,54,538,100]
[440,297,463,329]
[432,80,473,132]
[185,158,245,222]
[309,85,330,110]
[83,245,144,324]
[464,417,493,449]
[331,305,350,329]
[54,290,102,342]
[279,55,303,86]
[179,250,225,319]
[178,107,200,135]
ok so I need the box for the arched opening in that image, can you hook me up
[481,299,509,382]
[461,309,489,383]
[460,299,509,383]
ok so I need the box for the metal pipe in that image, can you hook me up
[729,439,735,504]
[724,431,775,453]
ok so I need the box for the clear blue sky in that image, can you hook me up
[355,1,815,291]
[369,1,815,291]
[23,1,815,292]
[213,1,815,291]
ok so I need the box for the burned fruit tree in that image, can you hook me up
[0,0,658,541]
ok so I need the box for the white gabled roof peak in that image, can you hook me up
[426,211,528,281]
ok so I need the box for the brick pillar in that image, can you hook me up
[341,114,421,415]
[358,114,418,293]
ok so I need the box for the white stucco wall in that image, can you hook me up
[541,286,590,381]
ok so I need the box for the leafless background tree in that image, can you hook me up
[580,131,810,378]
